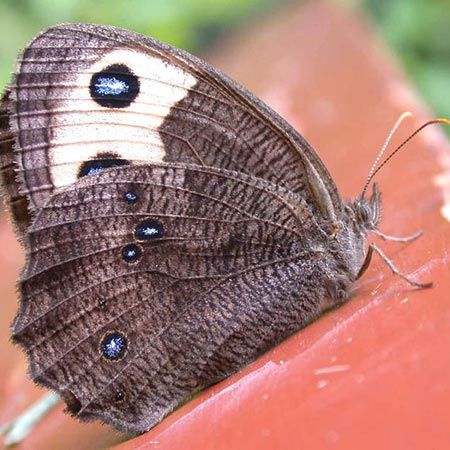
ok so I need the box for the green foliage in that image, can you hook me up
[363,0,450,123]
[0,0,276,88]
[0,0,448,122]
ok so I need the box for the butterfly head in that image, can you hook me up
[352,115,450,236]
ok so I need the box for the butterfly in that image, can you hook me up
[0,23,441,434]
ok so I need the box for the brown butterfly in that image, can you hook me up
[0,23,444,435]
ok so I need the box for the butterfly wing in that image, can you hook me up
[4,23,341,228]
[1,89,32,239]
[13,163,331,432]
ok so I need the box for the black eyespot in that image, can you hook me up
[114,391,126,402]
[121,244,142,263]
[124,191,138,204]
[101,332,127,361]
[90,64,139,108]
[78,153,129,178]
[135,219,164,241]
[98,298,107,308]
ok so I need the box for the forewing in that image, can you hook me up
[5,23,341,222]
[13,163,328,432]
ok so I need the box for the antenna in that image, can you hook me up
[360,115,450,199]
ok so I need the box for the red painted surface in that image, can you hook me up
[1,2,449,449]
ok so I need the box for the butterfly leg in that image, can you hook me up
[372,229,423,243]
[369,242,433,289]
[0,392,61,447]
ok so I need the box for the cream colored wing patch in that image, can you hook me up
[49,49,197,188]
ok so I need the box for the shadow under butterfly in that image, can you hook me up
[0,23,447,438]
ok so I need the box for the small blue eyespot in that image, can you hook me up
[124,191,138,204]
[121,244,142,262]
[101,332,127,361]
[114,391,125,402]
[78,154,128,178]
[135,220,164,241]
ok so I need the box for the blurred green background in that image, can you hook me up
[0,0,448,120]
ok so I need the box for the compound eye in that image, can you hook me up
[359,204,371,224]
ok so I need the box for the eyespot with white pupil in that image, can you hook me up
[121,244,142,263]
[78,154,129,178]
[114,391,126,403]
[90,64,139,108]
[135,220,164,241]
[101,332,127,361]
[124,191,138,204]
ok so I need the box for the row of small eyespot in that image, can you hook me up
[98,189,165,404]
[121,190,165,262]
